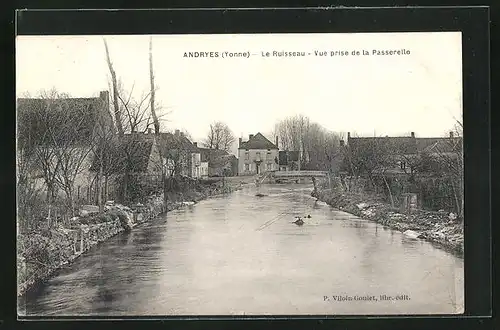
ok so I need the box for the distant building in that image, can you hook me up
[237,133,279,175]
[199,148,238,177]
[343,131,463,176]
[159,130,204,179]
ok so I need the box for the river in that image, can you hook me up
[19,183,464,316]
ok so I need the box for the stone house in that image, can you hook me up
[17,91,113,203]
[237,133,279,175]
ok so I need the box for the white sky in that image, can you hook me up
[16,32,462,154]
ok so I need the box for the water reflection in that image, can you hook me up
[20,183,464,316]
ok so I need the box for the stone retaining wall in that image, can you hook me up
[18,180,241,297]
[312,189,464,257]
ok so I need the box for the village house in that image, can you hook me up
[192,143,209,178]
[343,131,463,176]
[17,90,113,203]
[237,133,279,175]
[199,148,238,177]
[159,130,205,179]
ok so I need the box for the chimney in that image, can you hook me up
[347,132,351,139]
[238,137,242,147]
[340,139,345,147]
[193,142,197,147]
[450,131,454,138]
[180,132,184,138]
[249,134,254,140]
[99,90,109,102]
[148,128,152,134]
[275,136,279,148]
[175,129,180,136]
[411,132,415,138]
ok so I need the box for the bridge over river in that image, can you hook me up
[256,170,328,184]
[19,182,463,316]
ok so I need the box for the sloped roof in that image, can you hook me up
[348,136,417,155]
[17,94,112,147]
[89,134,155,173]
[416,137,462,154]
[239,133,278,150]
[348,134,462,156]
[158,132,199,155]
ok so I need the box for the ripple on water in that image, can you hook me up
[21,184,464,316]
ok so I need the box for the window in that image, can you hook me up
[245,152,249,160]
[256,152,261,161]
[400,161,406,170]
[267,163,272,170]
[245,164,250,171]
[266,151,271,159]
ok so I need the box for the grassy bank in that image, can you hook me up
[17,177,243,298]
[312,188,464,257]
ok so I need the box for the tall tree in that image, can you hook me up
[103,38,125,136]
[273,115,341,171]
[149,37,160,135]
[203,121,235,152]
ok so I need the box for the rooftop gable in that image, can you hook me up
[239,133,278,150]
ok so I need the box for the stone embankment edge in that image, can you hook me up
[17,182,243,298]
[312,189,464,258]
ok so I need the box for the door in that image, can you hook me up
[256,164,260,174]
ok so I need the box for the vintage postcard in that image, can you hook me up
[16,32,464,317]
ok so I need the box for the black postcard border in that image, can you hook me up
[5,6,492,330]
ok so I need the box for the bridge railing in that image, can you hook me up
[273,170,328,177]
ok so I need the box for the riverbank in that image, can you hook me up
[311,188,464,257]
[17,177,244,298]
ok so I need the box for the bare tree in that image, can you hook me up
[103,38,125,137]
[50,97,97,217]
[149,37,160,135]
[18,90,65,222]
[17,90,103,222]
[87,95,116,211]
[342,134,398,205]
[203,121,235,152]
[273,116,342,172]
[431,124,464,218]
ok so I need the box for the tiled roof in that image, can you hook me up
[348,135,462,155]
[17,94,112,147]
[416,137,462,154]
[348,136,417,154]
[90,134,155,173]
[158,132,199,155]
[239,133,278,150]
